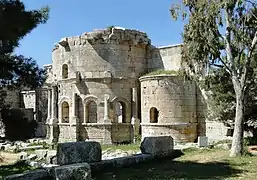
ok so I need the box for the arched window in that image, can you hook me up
[150,107,158,123]
[61,101,69,123]
[62,64,68,79]
[85,101,97,123]
[115,101,126,123]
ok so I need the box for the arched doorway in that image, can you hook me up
[85,101,97,123]
[115,101,126,123]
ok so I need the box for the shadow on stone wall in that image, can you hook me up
[1,108,37,141]
[90,42,164,78]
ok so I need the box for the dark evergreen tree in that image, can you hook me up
[0,0,49,108]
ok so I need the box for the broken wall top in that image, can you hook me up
[53,27,151,51]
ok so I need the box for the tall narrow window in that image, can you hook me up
[85,101,97,123]
[61,101,69,123]
[115,101,126,123]
[62,64,68,79]
[150,107,158,123]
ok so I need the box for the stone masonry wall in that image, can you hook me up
[5,89,21,108]
[52,27,148,143]
[148,44,183,72]
[139,75,198,142]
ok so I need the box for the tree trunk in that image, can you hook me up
[230,85,244,157]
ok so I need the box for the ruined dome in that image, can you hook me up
[53,27,151,51]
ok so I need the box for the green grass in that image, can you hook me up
[93,148,257,180]
[3,143,257,179]
[0,161,35,180]
[143,69,183,76]
[101,143,140,152]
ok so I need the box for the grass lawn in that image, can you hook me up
[101,143,140,152]
[93,148,257,180]
[0,161,34,180]
[2,144,257,180]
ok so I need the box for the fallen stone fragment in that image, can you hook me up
[140,136,174,156]
[56,141,101,165]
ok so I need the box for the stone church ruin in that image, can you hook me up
[0,27,235,144]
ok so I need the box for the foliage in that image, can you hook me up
[0,0,49,108]
[106,25,115,31]
[171,0,257,156]
[143,69,184,76]
[101,143,140,152]
[0,161,35,179]
[201,65,257,130]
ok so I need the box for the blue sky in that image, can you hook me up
[15,0,185,67]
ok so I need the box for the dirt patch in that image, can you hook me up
[180,149,229,163]
[0,152,20,166]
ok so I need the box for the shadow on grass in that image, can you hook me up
[0,161,34,179]
[93,150,243,180]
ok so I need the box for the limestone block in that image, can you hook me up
[140,136,174,156]
[198,136,208,147]
[51,163,91,180]
[56,141,102,165]
[34,149,48,159]
[46,150,57,164]
[4,169,52,180]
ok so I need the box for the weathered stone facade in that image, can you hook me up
[44,27,152,144]
[1,27,236,143]
[140,75,200,142]
[41,27,235,144]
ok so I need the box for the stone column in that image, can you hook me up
[132,87,138,119]
[72,93,77,118]
[48,85,58,143]
[50,86,58,122]
[71,93,79,141]
[103,94,112,144]
[132,87,140,143]
[47,89,52,122]
[103,94,110,122]
[35,89,40,122]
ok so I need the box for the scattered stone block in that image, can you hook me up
[18,145,44,151]
[215,143,231,150]
[56,141,101,165]
[35,149,48,159]
[140,136,174,156]
[26,154,37,161]
[198,136,208,147]
[4,169,52,180]
[18,152,28,160]
[51,163,91,180]
[46,150,57,164]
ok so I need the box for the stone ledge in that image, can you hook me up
[4,169,52,180]
[141,122,198,126]
[58,123,71,126]
[90,150,183,174]
[4,163,92,180]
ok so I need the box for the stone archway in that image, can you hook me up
[85,101,97,123]
[115,101,126,123]
[62,64,68,79]
[150,107,158,123]
[61,101,69,123]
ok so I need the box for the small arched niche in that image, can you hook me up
[62,64,68,79]
[85,101,97,123]
[115,101,126,123]
[150,107,158,123]
[61,101,69,123]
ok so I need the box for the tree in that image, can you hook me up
[171,0,257,156]
[0,0,49,108]
[201,59,257,134]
